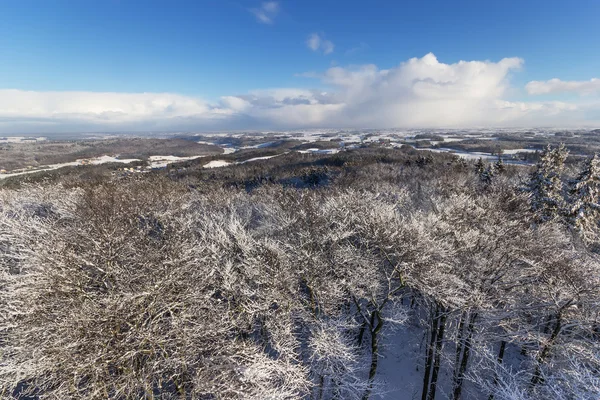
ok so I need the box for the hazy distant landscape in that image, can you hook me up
[3,128,600,182]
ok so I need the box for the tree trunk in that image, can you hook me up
[488,340,506,400]
[427,308,447,400]
[453,312,467,384]
[357,320,367,347]
[453,312,477,400]
[363,310,384,400]
[531,314,562,386]
[317,375,325,400]
[421,305,439,400]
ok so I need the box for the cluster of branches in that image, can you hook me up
[1,148,600,399]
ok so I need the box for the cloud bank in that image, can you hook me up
[1,53,599,133]
[526,78,600,95]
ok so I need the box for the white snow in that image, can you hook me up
[502,148,538,155]
[0,155,141,179]
[203,160,232,168]
[148,155,208,169]
[296,148,341,154]
[238,155,281,164]
[88,155,141,165]
[0,136,47,143]
[204,152,287,168]
[441,137,465,143]
[374,323,426,399]
[416,147,497,160]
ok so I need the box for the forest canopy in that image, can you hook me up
[1,145,600,400]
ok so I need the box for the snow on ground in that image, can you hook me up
[0,136,47,143]
[240,141,277,150]
[197,140,237,155]
[441,137,465,143]
[205,152,287,168]
[88,155,141,165]
[203,160,232,168]
[0,155,141,179]
[148,155,208,169]
[374,322,425,400]
[296,148,341,154]
[238,154,283,164]
[417,147,497,161]
[501,148,538,155]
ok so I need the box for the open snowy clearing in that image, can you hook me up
[502,148,538,154]
[148,155,209,169]
[204,153,287,168]
[296,148,341,154]
[203,160,232,168]
[0,155,141,179]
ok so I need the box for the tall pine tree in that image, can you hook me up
[568,153,600,238]
[495,155,506,174]
[475,157,485,174]
[525,143,569,223]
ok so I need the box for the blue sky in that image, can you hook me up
[1,0,599,132]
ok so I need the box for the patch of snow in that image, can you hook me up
[239,155,281,164]
[296,148,341,154]
[501,148,538,155]
[88,155,141,165]
[148,154,208,169]
[441,137,465,143]
[203,160,232,168]
[0,155,141,179]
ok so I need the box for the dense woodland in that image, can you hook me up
[1,144,600,399]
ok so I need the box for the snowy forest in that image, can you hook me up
[2,143,600,400]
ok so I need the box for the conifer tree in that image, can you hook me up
[494,155,505,174]
[480,164,496,186]
[568,153,600,238]
[475,157,485,174]
[525,143,569,222]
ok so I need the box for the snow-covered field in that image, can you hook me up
[0,155,141,179]
[148,155,208,169]
[502,148,538,155]
[0,136,47,143]
[204,153,287,168]
[297,148,341,155]
[203,160,232,168]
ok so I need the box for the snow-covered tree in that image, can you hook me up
[475,157,486,174]
[524,144,569,223]
[480,164,496,186]
[567,153,600,239]
[495,156,506,174]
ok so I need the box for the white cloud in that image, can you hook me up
[307,34,320,51]
[250,1,279,24]
[220,53,596,128]
[345,42,369,56]
[0,90,235,133]
[322,40,334,55]
[1,53,599,133]
[306,33,334,55]
[526,78,600,95]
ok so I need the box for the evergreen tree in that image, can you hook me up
[475,157,485,174]
[494,155,506,174]
[525,143,569,223]
[568,153,600,238]
[480,164,496,186]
